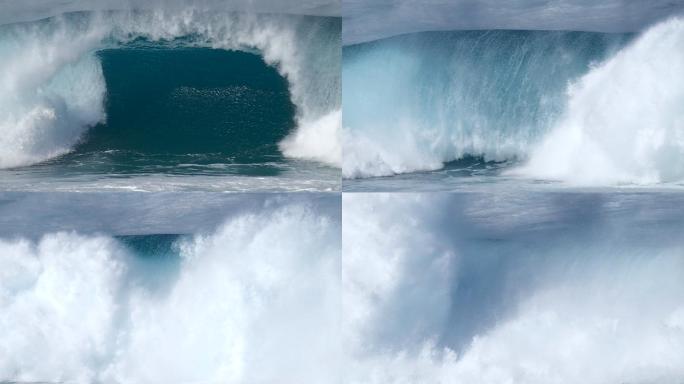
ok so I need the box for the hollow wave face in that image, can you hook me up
[0,204,340,383]
[0,10,341,169]
[343,194,684,383]
[74,47,296,161]
[516,17,684,185]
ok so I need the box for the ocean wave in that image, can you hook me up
[342,29,627,178]
[515,17,684,185]
[0,9,341,169]
[0,203,340,382]
[343,193,684,383]
[343,17,684,185]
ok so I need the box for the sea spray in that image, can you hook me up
[516,17,684,185]
[343,193,684,383]
[0,203,340,383]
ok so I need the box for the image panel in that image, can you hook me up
[342,1,684,191]
[0,192,341,382]
[0,1,341,192]
[343,192,684,383]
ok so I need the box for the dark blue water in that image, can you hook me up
[41,47,294,175]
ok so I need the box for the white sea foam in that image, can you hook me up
[281,109,342,166]
[0,233,126,382]
[0,19,107,168]
[342,194,456,353]
[343,194,684,383]
[0,204,340,383]
[516,17,684,185]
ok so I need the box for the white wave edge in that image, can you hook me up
[0,10,341,169]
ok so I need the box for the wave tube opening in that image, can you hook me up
[0,10,342,177]
[62,45,297,175]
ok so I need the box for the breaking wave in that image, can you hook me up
[343,17,684,186]
[0,204,340,383]
[0,9,341,169]
[516,17,684,185]
[343,193,684,383]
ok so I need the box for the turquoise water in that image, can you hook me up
[342,30,634,185]
[81,48,294,161]
[0,12,342,191]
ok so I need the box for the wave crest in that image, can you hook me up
[0,10,341,168]
[516,17,684,185]
[342,30,626,178]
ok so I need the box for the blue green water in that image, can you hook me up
[0,45,339,191]
[32,48,293,175]
[81,48,294,161]
[342,30,634,188]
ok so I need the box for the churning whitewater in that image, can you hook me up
[343,193,684,384]
[343,17,684,186]
[0,7,341,187]
[0,195,341,383]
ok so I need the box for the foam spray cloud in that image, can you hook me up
[343,193,684,383]
[517,17,684,185]
[0,203,340,383]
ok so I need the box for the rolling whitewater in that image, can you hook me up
[344,192,684,383]
[0,192,341,382]
[342,18,684,191]
[0,10,341,191]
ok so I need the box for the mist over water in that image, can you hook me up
[1,0,340,25]
[343,193,684,383]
